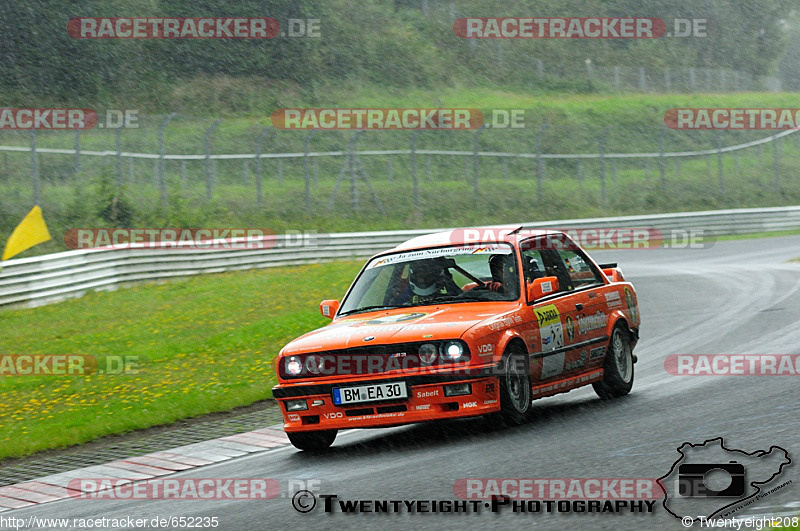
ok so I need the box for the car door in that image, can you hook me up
[520,240,584,382]
[547,246,611,372]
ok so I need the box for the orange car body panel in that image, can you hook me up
[272,228,640,433]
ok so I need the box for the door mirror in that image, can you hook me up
[527,276,559,302]
[320,300,340,319]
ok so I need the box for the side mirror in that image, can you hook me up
[527,276,559,301]
[320,299,340,319]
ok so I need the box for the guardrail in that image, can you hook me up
[2,206,800,309]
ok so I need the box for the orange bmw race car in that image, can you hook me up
[273,226,641,451]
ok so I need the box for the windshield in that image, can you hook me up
[338,243,520,315]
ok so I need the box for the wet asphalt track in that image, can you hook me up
[7,235,800,530]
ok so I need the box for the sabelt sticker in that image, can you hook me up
[541,280,553,294]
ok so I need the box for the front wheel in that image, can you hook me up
[287,429,337,451]
[593,324,634,399]
[495,347,532,426]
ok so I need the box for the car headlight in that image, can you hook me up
[286,356,302,376]
[418,343,437,364]
[442,341,465,361]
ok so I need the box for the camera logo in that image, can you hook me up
[658,438,791,523]
[677,462,745,497]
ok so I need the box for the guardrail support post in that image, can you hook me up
[204,119,221,202]
[158,113,178,205]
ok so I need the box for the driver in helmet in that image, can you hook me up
[396,259,455,305]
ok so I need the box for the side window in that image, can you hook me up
[521,248,546,285]
[555,249,604,289]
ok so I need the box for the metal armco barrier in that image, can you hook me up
[1,206,800,309]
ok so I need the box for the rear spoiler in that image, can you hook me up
[599,263,625,282]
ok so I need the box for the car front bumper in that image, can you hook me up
[273,372,501,432]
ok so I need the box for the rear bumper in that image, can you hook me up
[273,372,501,432]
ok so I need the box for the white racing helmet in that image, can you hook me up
[409,260,443,296]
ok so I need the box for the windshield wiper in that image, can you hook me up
[339,304,403,316]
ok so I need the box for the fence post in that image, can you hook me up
[773,136,782,193]
[689,67,696,91]
[180,160,187,188]
[659,128,666,191]
[254,127,272,208]
[535,125,546,201]
[158,113,178,205]
[472,124,484,198]
[613,66,620,90]
[30,130,39,205]
[638,67,646,91]
[716,131,724,196]
[577,159,583,191]
[115,126,123,190]
[387,157,393,181]
[73,129,81,176]
[204,119,221,202]
[303,130,318,213]
[410,130,421,211]
[242,160,249,185]
[599,127,608,203]
[348,130,365,211]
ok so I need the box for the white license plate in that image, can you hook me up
[332,382,407,405]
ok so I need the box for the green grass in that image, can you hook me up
[0,261,362,460]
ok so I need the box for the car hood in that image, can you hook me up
[281,303,517,355]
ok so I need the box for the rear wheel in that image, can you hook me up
[287,429,337,451]
[593,324,634,399]
[495,347,532,425]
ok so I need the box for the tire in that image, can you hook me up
[494,346,532,426]
[287,429,337,451]
[593,324,634,399]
